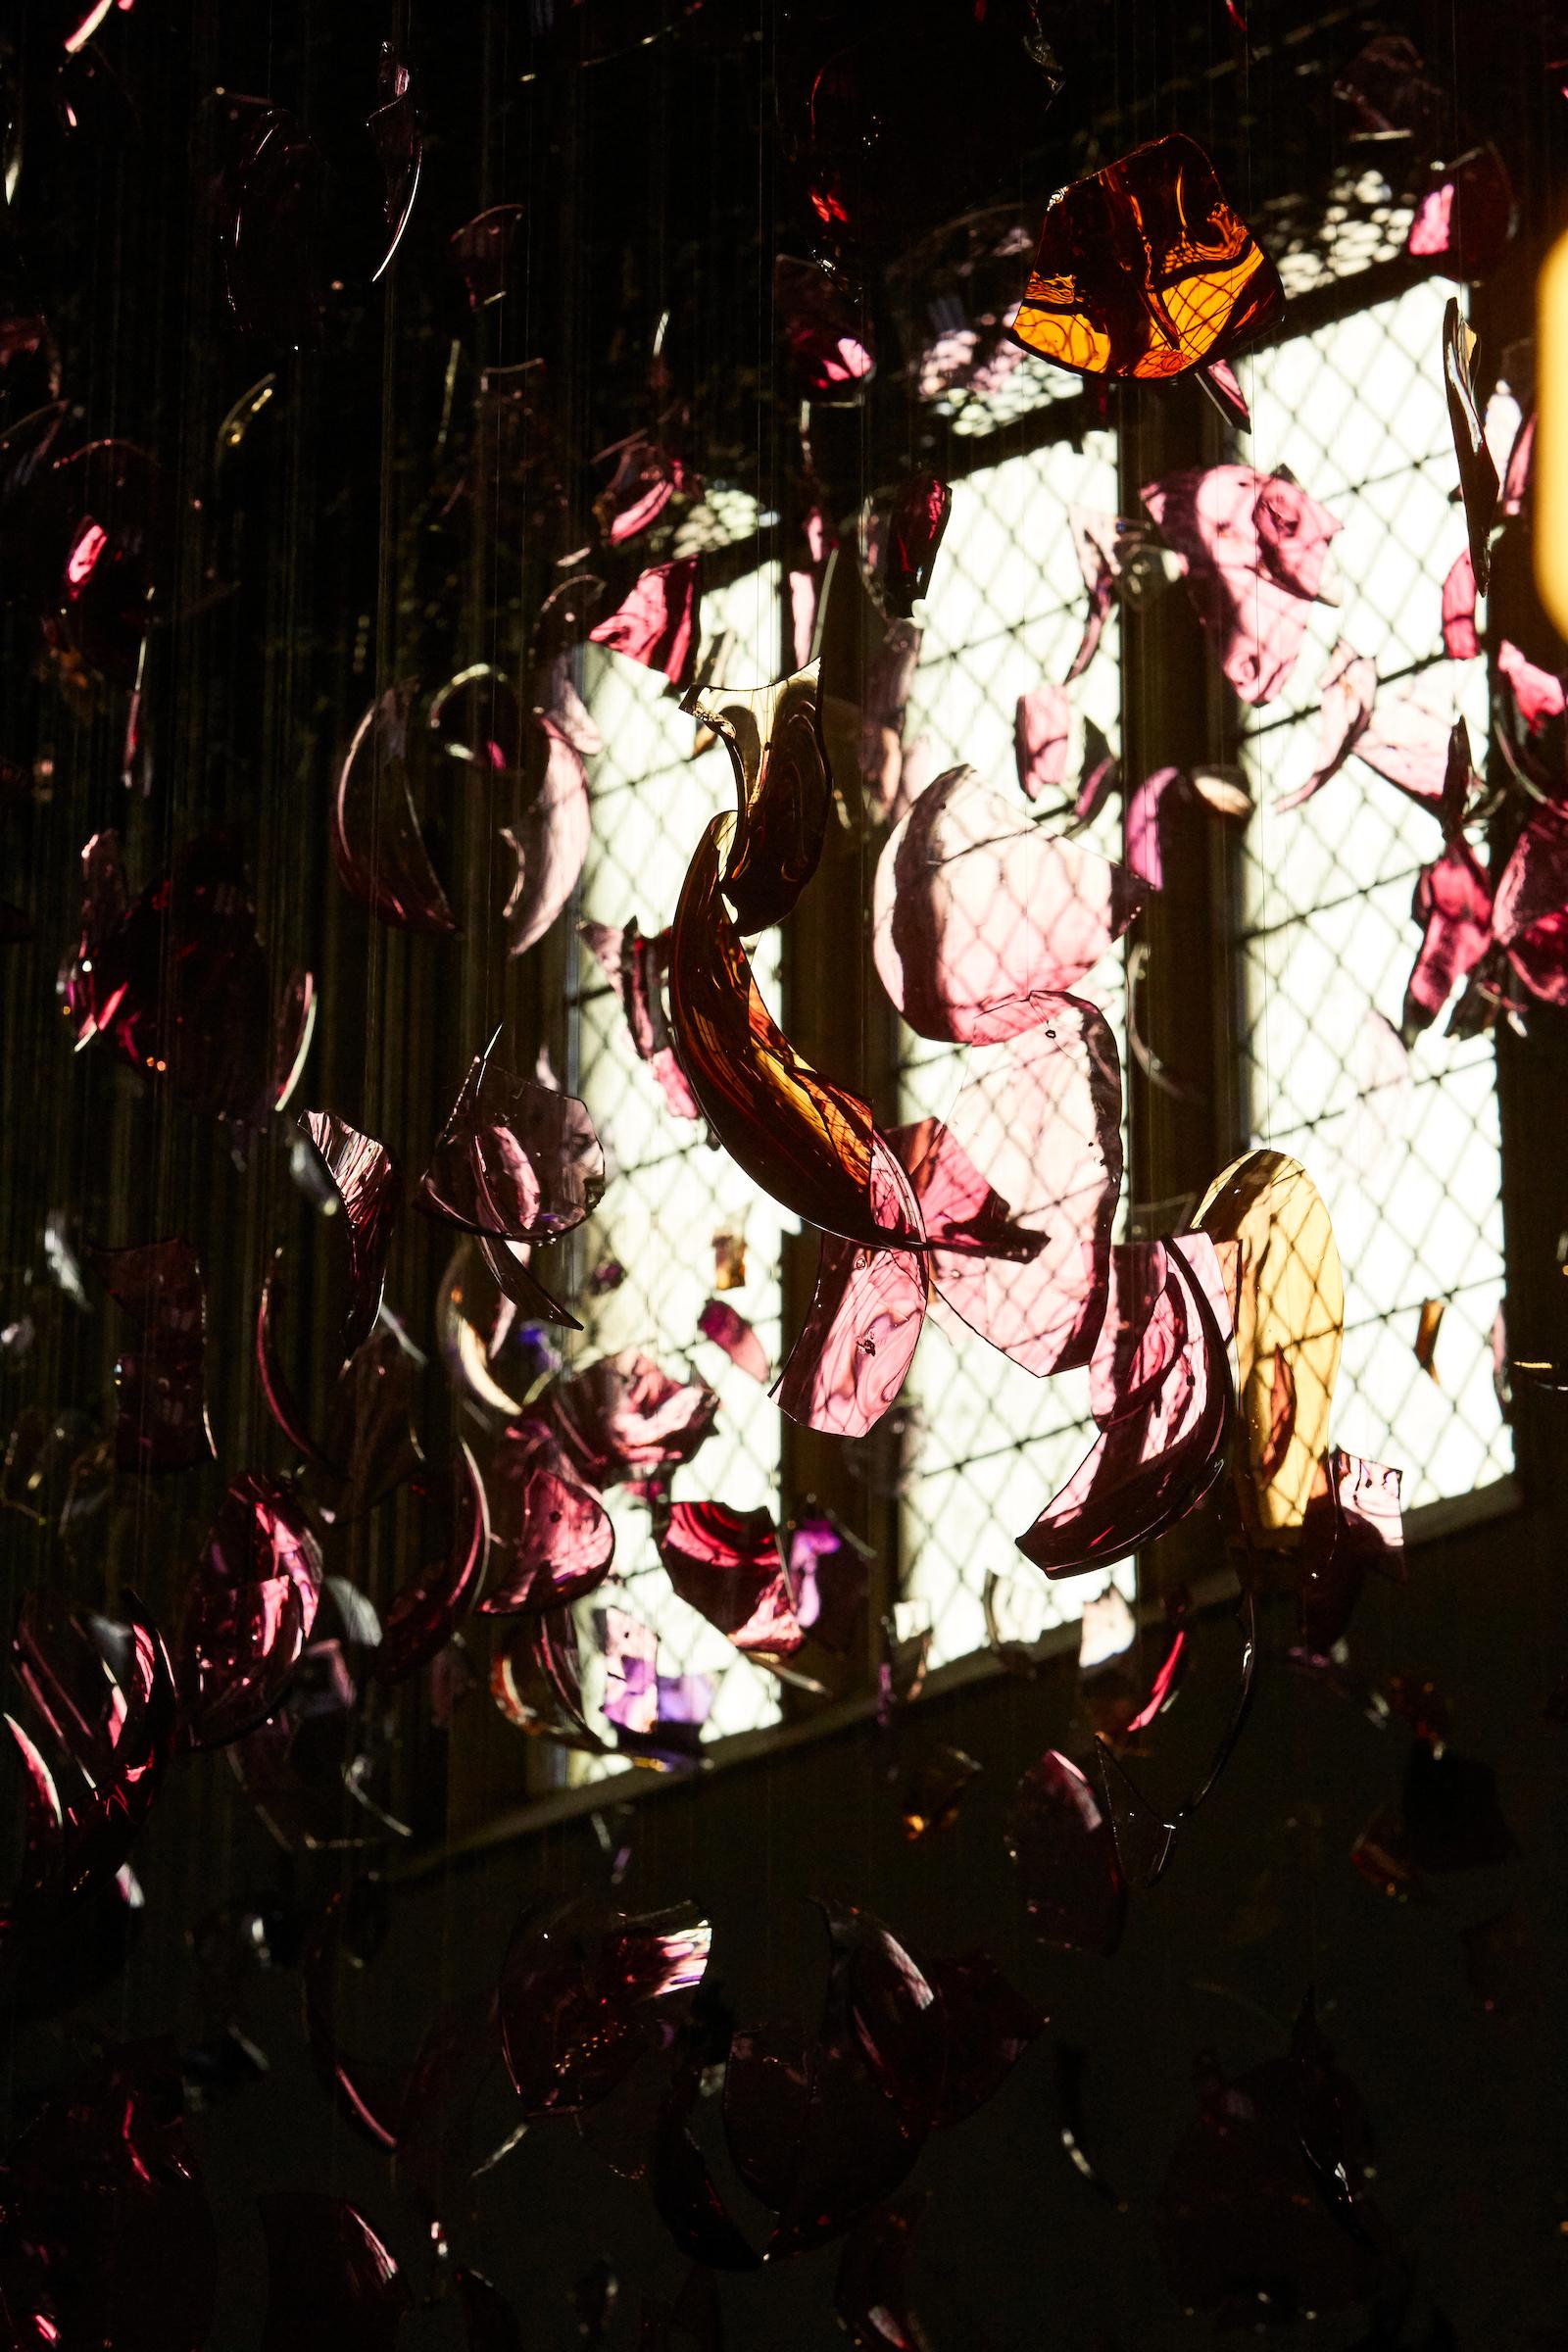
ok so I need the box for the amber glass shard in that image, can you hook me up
[1010,134,1282,381]
[1015,1243,1229,1577]
[776,1139,927,1437]
[897,1003,1122,1377]
[500,1898,711,2118]
[418,1050,603,1241]
[682,662,832,932]
[215,101,323,348]
[91,1238,216,1473]
[481,1421,615,1612]
[657,1499,804,1658]
[374,1445,490,1682]
[697,1297,769,1383]
[501,716,592,957]
[300,1110,400,1353]
[1004,1748,1127,1952]
[670,815,922,1250]
[900,1742,981,1841]
[178,1474,323,1748]
[332,685,457,936]
[1144,465,1342,706]
[1493,808,1568,1005]
[872,768,1144,1046]
[259,2194,410,2352]
[1444,299,1499,594]
[0,2039,217,2352]
[1196,1152,1342,1543]
[858,473,952,620]
[589,557,700,684]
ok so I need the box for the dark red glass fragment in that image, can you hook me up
[1004,1748,1127,1953]
[91,1237,215,1473]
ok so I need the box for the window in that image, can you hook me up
[1235,280,1513,1509]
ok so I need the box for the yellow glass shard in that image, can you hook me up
[1535,228,1568,640]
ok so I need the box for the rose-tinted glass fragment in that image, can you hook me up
[1005,1749,1127,1952]
[858,474,952,620]
[671,815,921,1250]
[1015,1242,1229,1577]
[301,1110,400,1353]
[1299,1452,1404,1647]
[776,256,874,400]
[776,1139,927,1437]
[491,1606,601,1750]
[1014,682,1072,802]
[594,432,692,545]
[1442,548,1480,658]
[332,685,457,936]
[419,1052,603,1242]
[178,1473,322,1748]
[1200,354,1251,428]
[89,1236,215,1474]
[697,1297,769,1383]
[1493,808,1568,1005]
[1444,299,1498,594]
[501,716,592,958]
[1010,134,1282,380]
[580,917,700,1121]
[1144,465,1342,706]
[589,558,700,684]
[482,1421,614,1612]
[789,1513,871,1652]
[542,1350,719,1490]
[216,102,322,346]
[683,662,832,933]
[450,205,526,307]
[0,2038,217,2352]
[1407,144,1515,281]
[259,2193,410,2352]
[873,768,1144,1046]
[368,45,420,280]
[1403,837,1494,1036]
[375,1444,490,1682]
[658,1499,804,1659]
[835,2193,934,2352]
[500,1899,710,2118]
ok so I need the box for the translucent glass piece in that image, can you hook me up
[1004,1749,1127,1953]
[91,1238,215,1473]
[332,685,457,936]
[301,1110,400,1353]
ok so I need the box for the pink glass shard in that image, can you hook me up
[671,816,923,1250]
[872,767,1145,1045]
[1354,682,1467,820]
[1498,638,1567,732]
[1125,764,1183,890]
[1444,298,1498,594]
[858,474,952,620]
[449,204,525,307]
[579,918,701,1121]
[91,1238,215,1473]
[4,1591,176,1938]
[1004,1749,1127,1953]
[1442,550,1480,657]
[789,505,837,669]
[1016,1240,1230,1577]
[1143,465,1342,704]
[332,685,457,936]
[1493,808,1568,1005]
[500,1898,710,2118]
[542,1351,719,1490]
[776,1140,927,1438]
[895,1000,1122,1378]
[375,1445,490,1682]
[789,1515,871,1653]
[1275,640,1376,812]
[418,1050,604,1241]
[481,1422,615,1613]
[259,2194,410,2352]
[1014,683,1072,802]
[589,558,700,685]
[1200,355,1250,429]
[1065,508,1146,680]
[501,716,592,958]
[1402,837,1494,1035]
[39,438,165,684]
[594,433,692,545]
[657,1500,804,1658]
[178,1473,323,1748]
[301,1110,399,1352]
[776,256,875,400]
[215,101,323,346]
[368,45,420,281]
[834,2194,932,2351]
[925,1947,1044,2126]
[697,1298,769,1383]
[0,2038,217,2352]
[491,1607,601,1751]
[1407,144,1516,280]
[1298,1451,1404,1648]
